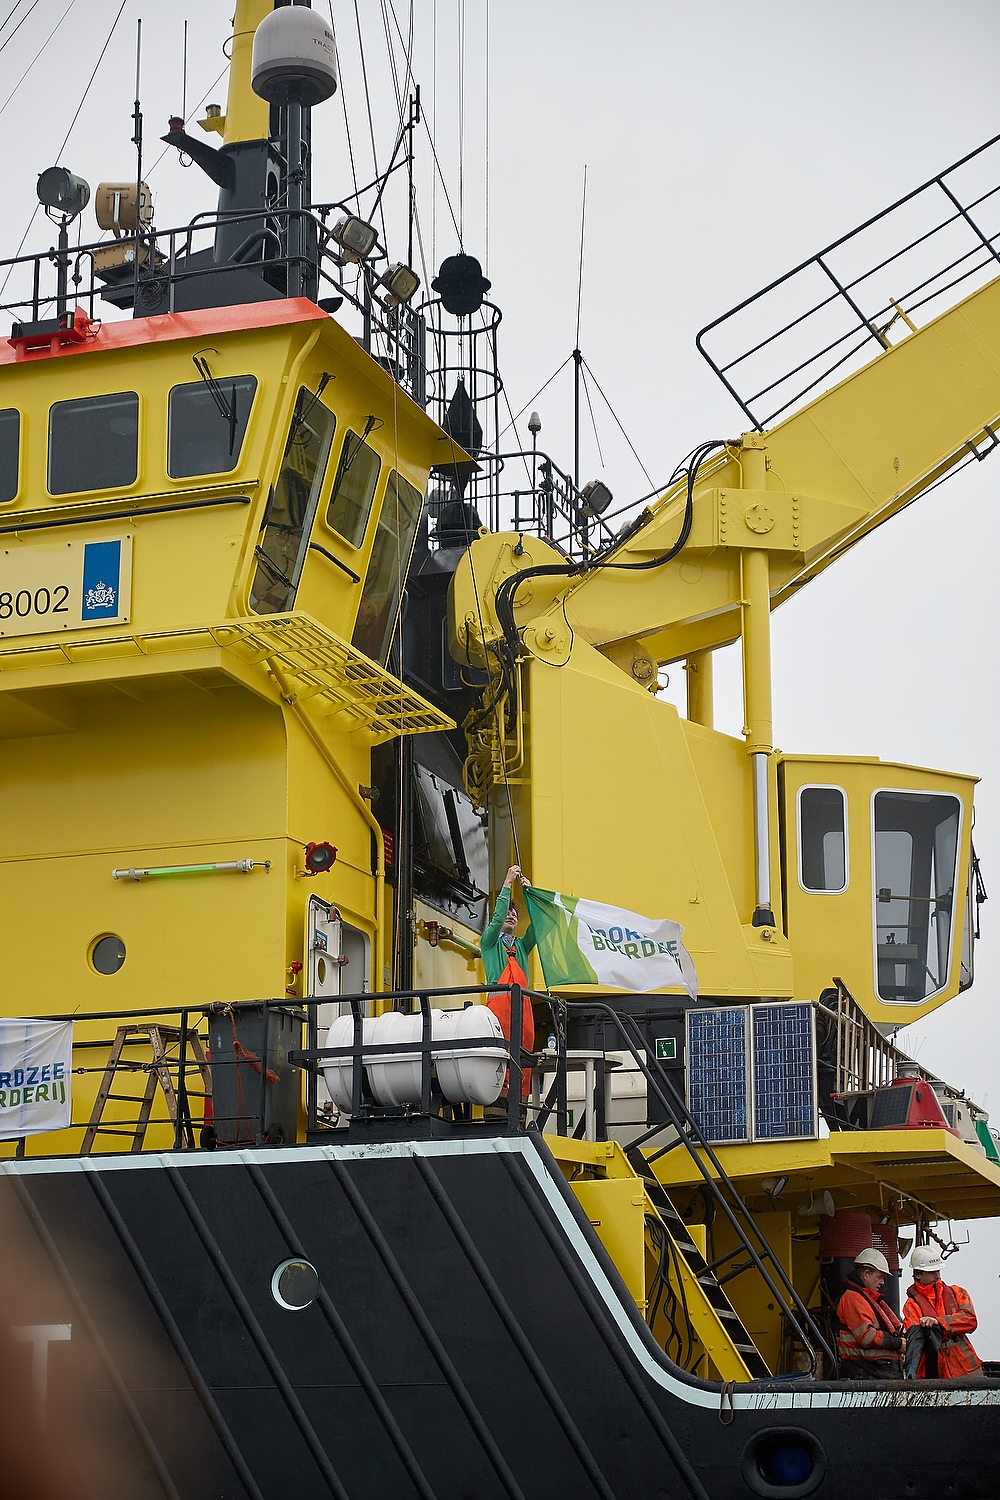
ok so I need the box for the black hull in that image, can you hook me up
[3,1131,997,1499]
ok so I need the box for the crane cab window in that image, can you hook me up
[797,785,847,892]
[873,789,961,1004]
[250,389,336,615]
[326,431,381,546]
[352,471,423,665]
[167,375,257,477]
[0,409,19,502]
[48,392,138,494]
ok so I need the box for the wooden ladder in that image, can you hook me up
[81,1024,211,1154]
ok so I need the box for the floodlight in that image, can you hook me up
[331,215,377,262]
[36,167,91,220]
[380,262,420,306]
[579,479,613,517]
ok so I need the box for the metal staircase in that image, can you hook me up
[628,1147,770,1381]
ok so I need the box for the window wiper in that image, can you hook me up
[338,414,381,478]
[192,353,238,455]
[253,546,294,589]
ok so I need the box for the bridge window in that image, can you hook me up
[48,392,138,494]
[873,790,961,1004]
[250,388,335,614]
[0,409,18,502]
[167,375,257,477]
[326,431,381,546]
[797,785,847,892]
[352,471,423,664]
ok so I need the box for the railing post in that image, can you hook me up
[419,994,433,1118]
[350,996,365,1118]
[508,984,523,1132]
[175,1009,189,1151]
[257,1002,271,1146]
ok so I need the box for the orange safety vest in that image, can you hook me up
[486,950,535,1098]
[902,1280,982,1379]
[836,1280,903,1365]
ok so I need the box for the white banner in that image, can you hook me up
[0,1020,72,1140]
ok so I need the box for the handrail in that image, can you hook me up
[0,204,429,413]
[696,131,1000,430]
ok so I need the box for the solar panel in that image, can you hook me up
[751,1003,817,1140]
[870,1082,914,1129]
[686,1007,749,1143]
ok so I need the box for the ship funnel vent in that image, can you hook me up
[251,8,338,107]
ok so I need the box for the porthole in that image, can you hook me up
[317,956,327,985]
[89,934,126,975]
[271,1257,319,1312]
[741,1427,826,1498]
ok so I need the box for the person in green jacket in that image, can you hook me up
[480,865,537,1096]
[480,865,536,984]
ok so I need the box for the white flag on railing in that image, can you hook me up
[0,1019,72,1140]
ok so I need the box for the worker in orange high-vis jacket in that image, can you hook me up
[902,1245,982,1379]
[836,1248,905,1379]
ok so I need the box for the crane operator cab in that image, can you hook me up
[780,755,977,1028]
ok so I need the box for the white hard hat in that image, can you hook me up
[910,1245,945,1273]
[854,1247,890,1273]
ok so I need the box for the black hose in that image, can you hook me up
[492,440,728,669]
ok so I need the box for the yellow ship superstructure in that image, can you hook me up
[0,0,997,1413]
[0,296,461,1145]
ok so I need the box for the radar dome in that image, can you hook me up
[251,8,338,107]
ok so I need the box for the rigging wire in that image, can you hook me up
[0,0,77,117]
[496,355,574,442]
[329,1,361,210]
[353,0,388,249]
[483,0,489,275]
[457,0,465,246]
[432,0,437,265]
[580,356,655,489]
[382,0,461,247]
[0,0,40,54]
[0,0,127,302]
[578,362,605,470]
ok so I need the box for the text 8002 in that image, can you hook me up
[0,586,69,619]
